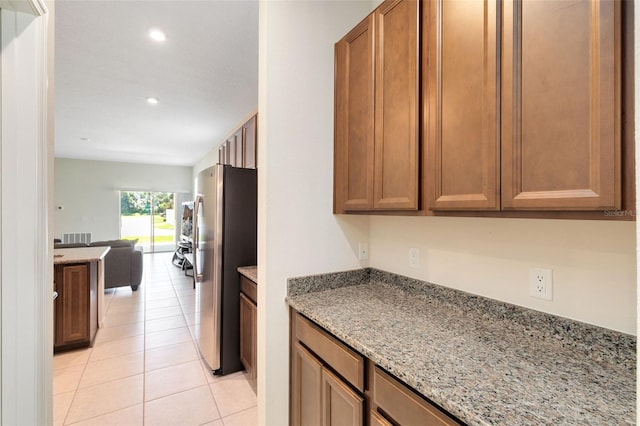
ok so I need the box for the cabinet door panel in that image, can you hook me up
[322,368,364,426]
[335,16,375,212]
[292,343,323,426]
[502,0,621,210]
[60,264,89,344]
[234,129,244,168]
[239,293,256,380]
[428,0,499,210]
[374,0,419,210]
[243,115,257,169]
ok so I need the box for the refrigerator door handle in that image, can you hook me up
[193,194,204,282]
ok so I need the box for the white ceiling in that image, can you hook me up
[54,0,259,166]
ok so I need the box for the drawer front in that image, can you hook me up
[295,313,365,392]
[373,367,459,426]
[240,275,257,304]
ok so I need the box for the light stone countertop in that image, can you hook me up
[286,268,636,426]
[238,266,257,283]
[54,246,110,264]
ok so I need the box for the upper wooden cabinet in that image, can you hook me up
[427,0,500,211]
[335,0,420,213]
[337,0,630,218]
[335,15,375,211]
[501,0,621,211]
[428,0,622,212]
[217,114,258,169]
[243,115,257,169]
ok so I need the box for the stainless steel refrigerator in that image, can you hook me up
[193,164,257,375]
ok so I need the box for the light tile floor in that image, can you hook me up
[54,252,257,426]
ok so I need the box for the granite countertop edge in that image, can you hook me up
[53,246,111,264]
[286,268,636,426]
[237,266,257,283]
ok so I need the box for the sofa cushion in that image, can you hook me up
[89,239,138,248]
[54,243,89,249]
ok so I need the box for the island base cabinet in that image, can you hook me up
[54,262,98,352]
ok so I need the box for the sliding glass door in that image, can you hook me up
[120,191,176,252]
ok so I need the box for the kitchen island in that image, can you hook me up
[287,268,635,425]
[54,246,110,352]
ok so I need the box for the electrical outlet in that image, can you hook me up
[409,248,420,268]
[529,268,553,300]
[358,242,369,261]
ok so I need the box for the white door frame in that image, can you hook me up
[0,0,53,424]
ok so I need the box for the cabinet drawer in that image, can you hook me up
[294,313,365,392]
[240,275,257,304]
[373,367,460,426]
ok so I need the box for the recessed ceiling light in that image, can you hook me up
[80,137,92,142]
[148,28,166,42]
[146,97,159,105]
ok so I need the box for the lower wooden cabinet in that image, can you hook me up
[370,410,393,426]
[290,309,462,426]
[292,342,364,426]
[240,274,257,391]
[372,366,458,426]
[322,367,364,426]
[240,293,257,385]
[54,262,98,352]
[292,342,323,425]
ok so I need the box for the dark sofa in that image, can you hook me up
[54,239,143,291]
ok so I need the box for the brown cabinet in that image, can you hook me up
[426,0,499,211]
[243,115,257,169]
[334,0,420,213]
[290,310,461,426]
[501,0,620,211]
[239,274,257,390]
[218,115,258,169]
[291,311,365,426]
[372,367,459,426]
[427,0,623,213]
[54,262,98,352]
[322,367,364,426]
[336,0,633,219]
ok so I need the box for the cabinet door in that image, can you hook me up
[502,0,621,210]
[243,115,257,169]
[239,293,256,381]
[373,0,419,210]
[58,264,90,345]
[227,136,237,167]
[334,15,375,212]
[321,368,364,426]
[292,343,323,426]
[427,0,499,210]
[234,129,244,167]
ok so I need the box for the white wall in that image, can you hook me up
[369,216,636,334]
[54,158,192,241]
[1,3,53,424]
[257,1,372,424]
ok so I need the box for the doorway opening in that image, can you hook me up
[119,191,176,253]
